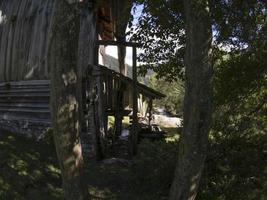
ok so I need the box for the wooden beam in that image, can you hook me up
[131,46,138,156]
[97,40,142,47]
[148,98,153,126]
[87,64,166,99]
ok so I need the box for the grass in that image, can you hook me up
[0,128,266,200]
[0,131,63,200]
[0,128,177,200]
[161,127,180,142]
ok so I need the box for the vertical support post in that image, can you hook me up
[94,43,99,65]
[148,98,153,126]
[130,46,138,156]
[103,74,108,135]
[114,82,124,138]
[96,69,106,159]
[92,44,106,160]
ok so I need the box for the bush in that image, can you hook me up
[131,139,179,199]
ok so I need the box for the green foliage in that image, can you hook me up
[130,139,178,199]
[200,134,267,200]
[131,0,266,82]
[149,74,184,116]
[214,48,267,109]
[130,0,185,81]
[211,0,266,49]
[0,132,62,200]
[202,36,267,200]
[212,45,267,140]
[0,128,266,199]
[129,1,267,199]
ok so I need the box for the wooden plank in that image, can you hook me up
[0,88,50,94]
[0,103,49,109]
[95,64,165,99]
[0,79,50,85]
[0,80,51,135]
[0,108,50,114]
[148,99,153,126]
[0,94,50,98]
[131,46,138,156]
[107,74,113,108]
[97,40,142,47]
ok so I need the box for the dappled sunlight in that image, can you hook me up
[0,131,63,199]
[188,172,202,199]
[62,69,77,86]
[55,92,85,181]
[47,164,61,175]
[162,127,180,142]
[199,133,267,199]
[84,160,132,199]
[73,143,83,167]
[88,185,117,199]
[0,10,7,25]
[1,127,265,199]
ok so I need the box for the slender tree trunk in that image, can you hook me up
[113,0,132,75]
[113,0,132,146]
[48,0,88,199]
[169,0,213,199]
[77,1,97,156]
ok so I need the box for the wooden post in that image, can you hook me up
[103,74,108,135]
[148,98,153,126]
[96,69,107,159]
[92,44,106,160]
[95,43,99,66]
[114,81,124,138]
[130,46,138,156]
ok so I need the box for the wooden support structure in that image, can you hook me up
[114,81,125,138]
[97,40,142,47]
[148,98,153,126]
[130,46,138,156]
[96,40,143,157]
[0,32,165,159]
[83,56,165,158]
[0,1,166,160]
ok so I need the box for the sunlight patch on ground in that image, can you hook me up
[46,183,64,199]
[162,127,180,142]
[88,186,117,199]
[47,164,61,175]
[165,134,180,142]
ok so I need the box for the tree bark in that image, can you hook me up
[113,0,132,75]
[169,0,213,200]
[77,1,97,156]
[48,0,88,199]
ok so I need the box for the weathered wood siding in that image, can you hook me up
[0,0,54,81]
[0,80,50,137]
[0,0,98,157]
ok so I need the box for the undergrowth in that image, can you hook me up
[0,129,266,199]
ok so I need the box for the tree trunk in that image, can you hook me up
[77,1,97,156]
[113,0,132,75]
[48,0,88,199]
[169,0,213,200]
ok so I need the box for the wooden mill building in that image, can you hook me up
[0,0,165,158]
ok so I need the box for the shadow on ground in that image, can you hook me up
[0,129,177,200]
[0,128,266,200]
[0,131,63,200]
